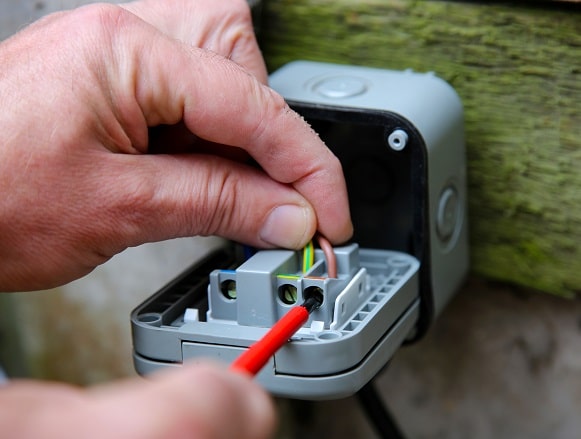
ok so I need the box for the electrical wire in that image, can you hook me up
[316,234,337,278]
[357,380,406,439]
[302,240,314,273]
[230,295,322,376]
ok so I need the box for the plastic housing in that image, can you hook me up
[131,61,469,399]
[269,61,469,327]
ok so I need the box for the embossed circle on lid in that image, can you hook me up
[312,76,368,98]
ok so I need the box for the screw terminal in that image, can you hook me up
[207,244,360,329]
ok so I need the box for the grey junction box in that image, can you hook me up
[131,61,469,400]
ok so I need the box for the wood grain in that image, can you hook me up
[260,0,581,296]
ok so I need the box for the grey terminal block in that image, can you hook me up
[131,61,469,400]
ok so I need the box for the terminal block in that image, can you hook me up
[207,244,361,330]
[132,244,420,399]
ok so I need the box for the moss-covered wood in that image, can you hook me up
[260,0,581,297]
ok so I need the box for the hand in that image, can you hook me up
[0,0,353,291]
[121,0,269,84]
[0,362,276,439]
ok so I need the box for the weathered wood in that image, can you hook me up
[260,0,581,297]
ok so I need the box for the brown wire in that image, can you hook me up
[316,234,337,278]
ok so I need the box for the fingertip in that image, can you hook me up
[333,217,355,245]
[259,204,317,250]
[85,362,276,439]
[179,362,277,439]
[330,230,354,248]
[226,371,277,439]
[311,199,354,247]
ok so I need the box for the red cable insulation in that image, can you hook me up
[231,237,335,376]
[230,305,310,376]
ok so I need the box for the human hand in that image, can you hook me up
[0,0,353,291]
[0,362,276,439]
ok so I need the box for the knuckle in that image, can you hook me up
[252,88,289,142]
[266,87,290,114]
[69,3,138,47]
[214,0,255,54]
[223,0,253,20]
[198,168,240,236]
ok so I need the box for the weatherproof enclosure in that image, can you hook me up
[131,61,469,400]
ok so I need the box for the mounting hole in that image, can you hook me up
[387,129,408,151]
[304,286,324,307]
[316,331,342,341]
[278,284,298,305]
[137,313,162,327]
[220,279,237,300]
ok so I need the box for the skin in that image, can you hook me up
[0,363,275,439]
[0,0,353,437]
[0,0,352,292]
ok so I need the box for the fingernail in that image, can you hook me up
[260,205,312,248]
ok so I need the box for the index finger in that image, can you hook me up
[96,6,353,244]
[182,53,353,244]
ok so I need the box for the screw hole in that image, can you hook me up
[304,286,324,307]
[137,313,162,327]
[387,129,408,151]
[316,331,342,340]
[278,284,298,305]
[220,280,237,300]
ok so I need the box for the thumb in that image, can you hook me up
[100,8,352,245]
[96,153,317,252]
[88,363,276,439]
[0,363,275,439]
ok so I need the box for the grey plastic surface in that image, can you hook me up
[131,61,469,400]
[269,61,469,319]
[208,244,361,329]
[132,245,420,399]
[135,300,419,400]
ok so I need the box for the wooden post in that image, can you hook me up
[260,0,581,296]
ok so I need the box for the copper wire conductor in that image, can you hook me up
[316,234,337,278]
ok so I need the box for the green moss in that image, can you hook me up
[260,0,581,297]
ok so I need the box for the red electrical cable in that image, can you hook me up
[230,296,321,376]
[230,238,334,377]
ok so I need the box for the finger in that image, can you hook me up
[0,381,87,435]
[95,152,317,251]
[97,10,352,244]
[89,362,276,439]
[0,365,276,439]
[156,51,353,245]
[121,0,268,83]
